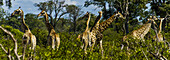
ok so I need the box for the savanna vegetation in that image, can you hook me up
[0,0,170,60]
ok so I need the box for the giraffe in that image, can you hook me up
[11,7,36,59]
[123,16,157,41]
[121,16,158,58]
[77,12,91,54]
[89,11,102,52]
[89,11,125,56]
[37,10,60,50]
[11,7,36,50]
[153,18,165,42]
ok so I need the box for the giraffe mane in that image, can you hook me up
[90,11,102,32]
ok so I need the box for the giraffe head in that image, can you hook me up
[37,10,48,17]
[98,11,102,17]
[159,18,165,22]
[147,16,158,26]
[11,7,23,16]
[114,12,125,19]
[81,11,90,19]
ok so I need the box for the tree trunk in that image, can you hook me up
[125,0,129,34]
[162,19,166,32]
[125,19,129,34]
[115,19,119,33]
[73,17,76,33]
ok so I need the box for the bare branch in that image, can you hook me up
[141,48,148,60]
[0,26,21,60]
[0,40,12,60]
[0,44,8,54]
[56,12,69,23]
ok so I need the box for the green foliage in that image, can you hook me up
[0,0,12,8]
[31,28,48,47]
[25,13,46,30]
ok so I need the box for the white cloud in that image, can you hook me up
[64,0,77,5]
[29,0,47,3]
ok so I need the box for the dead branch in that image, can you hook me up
[141,46,148,60]
[0,44,12,60]
[148,50,167,60]
[0,26,21,60]
[0,44,8,53]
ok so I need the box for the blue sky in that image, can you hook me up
[1,0,152,21]
[1,0,102,15]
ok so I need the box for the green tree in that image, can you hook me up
[0,0,13,8]
[66,5,83,33]
[150,0,170,32]
[25,13,46,30]
[34,0,68,29]
[84,0,150,35]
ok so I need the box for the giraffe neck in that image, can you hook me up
[99,13,116,33]
[20,13,30,32]
[140,23,151,37]
[158,20,163,33]
[44,14,54,32]
[90,13,102,32]
[85,14,91,31]
[45,14,50,23]
[134,21,152,39]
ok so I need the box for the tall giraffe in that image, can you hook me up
[77,12,91,54]
[89,11,125,56]
[89,11,102,51]
[154,18,165,42]
[11,7,36,59]
[11,7,36,50]
[38,10,60,50]
[123,16,157,42]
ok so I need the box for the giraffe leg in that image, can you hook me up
[100,40,104,57]
[81,39,85,49]
[32,35,36,50]
[91,37,96,52]
[56,37,60,51]
[88,34,92,47]
[30,35,36,60]
[52,37,55,50]
[84,38,88,54]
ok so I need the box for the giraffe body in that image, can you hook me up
[99,12,125,33]
[22,30,36,50]
[126,23,151,41]
[49,29,60,50]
